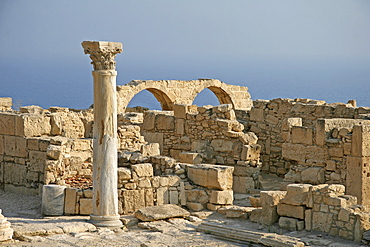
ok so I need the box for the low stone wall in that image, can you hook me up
[250,184,370,242]
[62,162,235,215]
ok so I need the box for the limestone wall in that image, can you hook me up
[63,162,235,216]
[0,105,93,195]
[141,104,261,194]
[249,184,370,242]
[247,100,368,168]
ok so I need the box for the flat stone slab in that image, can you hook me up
[135,204,190,222]
[10,217,96,240]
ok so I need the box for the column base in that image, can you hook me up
[89,214,123,227]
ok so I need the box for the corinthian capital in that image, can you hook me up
[82,41,123,70]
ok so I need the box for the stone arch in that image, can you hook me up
[205,86,234,107]
[191,80,237,108]
[117,79,252,113]
[145,88,173,110]
[117,81,176,113]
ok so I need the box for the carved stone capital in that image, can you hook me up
[82,41,123,70]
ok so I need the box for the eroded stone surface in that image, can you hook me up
[134,204,190,222]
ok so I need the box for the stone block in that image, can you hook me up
[138,178,151,188]
[27,138,39,151]
[79,198,93,215]
[291,126,313,145]
[142,111,156,130]
[0,135,3,155]
[15,114,51,137]
[0,113,15,135]
[239,132,258,145]
[209,190,233,205]
[261,191,287,207]
[279,217,300,231]
[156,187,168,206]
[83,189,93,198]
[323,196,347,207]
[175,118,185,135]
[325,160,336,171]
[249,208,262,223]
[191,140,207,152]
[132,163,153,177]
[179,182,186,206]
[186,202,204,211]
[122,190,145,214]
[305,209,312,231]
[233,165,261,176]
[155,114,174,130]
[117,167,132,181]
[282,184,311,206]
[42,185,66,216]
[141,143,160,157]
[4,135,27,157]
[178,152,202,164]
[145,189,154,207]
[282,117,302,131]
[167,175,180,186]
[135,204,190,222]
[3,162,27,185]
[232,176,255,194]
[211,139,233,152]
[282,143,328,163]
[312,211,332,233]
[301,167,325,184]
[241,144,261,161]
[46,145,62,160]
[260,191,287,225]
[277,203,305,219]
[186,189,209,204]
[64,188,77,215]
[206,203,222,211]
[329,147,343,158]
[186,164,234,190]
[0,97,12,110]
[249,108,264,122]
[338,208,351,222]
[173,104,188,119]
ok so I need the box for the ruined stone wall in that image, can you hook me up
[0,105,93,195]
[246,98,370,175]
[250,184,370,242]
[63,161,235,216]
[0,102,155,195]
[141,104,261,193]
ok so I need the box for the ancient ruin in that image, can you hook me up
[1,40,370,246]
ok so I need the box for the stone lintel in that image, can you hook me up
[81,41,123,71]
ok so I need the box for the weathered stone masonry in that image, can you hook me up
[117,79,253,112]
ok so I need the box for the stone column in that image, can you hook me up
[81,41,123,227]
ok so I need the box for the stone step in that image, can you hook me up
[196,222,305,247]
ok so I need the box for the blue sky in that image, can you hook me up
[1,1,370,109]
